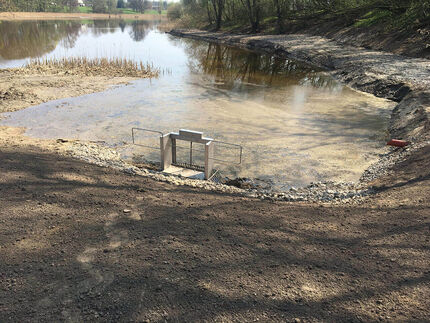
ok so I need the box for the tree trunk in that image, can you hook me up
[274,0,284,33]
[215,0,223,30]
[241,0,260,33]
[211,0,223,31]
[207,1,213,25]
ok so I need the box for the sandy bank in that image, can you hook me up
[0,62,159,114]
[170,29,430,140]
[0,11,165,21]
[0,70,132,113]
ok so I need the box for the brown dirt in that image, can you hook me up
[0,12,165,21]
[0,125,429,322]
[0,68,137,114]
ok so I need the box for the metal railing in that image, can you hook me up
[171,140,243,167]
[211,140,243,166]
[131,127,163,150]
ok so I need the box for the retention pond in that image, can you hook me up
[0,20,395,189]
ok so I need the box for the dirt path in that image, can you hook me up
[170,30,430,140]
[0,132,429,322]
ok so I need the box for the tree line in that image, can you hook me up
[0,0,165,13]
[169,0,430,32]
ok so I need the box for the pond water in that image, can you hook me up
[0,20,395,189]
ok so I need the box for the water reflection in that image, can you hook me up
[185,41,338,91]
[0,20,157,62]
[129,21,153,41]
[0,20,81,59]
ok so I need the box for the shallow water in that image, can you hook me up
[0,20,395,188]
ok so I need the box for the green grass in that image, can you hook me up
[77,6,92,13]
[354,9,393,28]
[118,8,136,14]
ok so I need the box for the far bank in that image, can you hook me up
[0,11,166,20]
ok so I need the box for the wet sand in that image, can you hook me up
[0,66,148,114]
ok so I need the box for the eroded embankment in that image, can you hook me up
[170,29,430,140]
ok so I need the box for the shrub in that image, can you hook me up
[167,3,182,20]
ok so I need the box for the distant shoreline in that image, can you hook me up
[0,11,166,21]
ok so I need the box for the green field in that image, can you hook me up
[77,6,92,13]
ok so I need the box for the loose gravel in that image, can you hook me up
[63,139,429,204]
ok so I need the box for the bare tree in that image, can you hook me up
[209,0,225,30]
[239,0,261,32]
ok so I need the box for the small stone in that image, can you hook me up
[123,209,131,213]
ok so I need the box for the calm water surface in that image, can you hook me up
[0,20,395,188]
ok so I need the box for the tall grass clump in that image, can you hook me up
[25,57,160,78]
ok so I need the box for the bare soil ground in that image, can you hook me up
[0,126,429,322]
[0,12,164,21]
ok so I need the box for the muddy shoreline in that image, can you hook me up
[169,29,430,141]
[0,64,157,114]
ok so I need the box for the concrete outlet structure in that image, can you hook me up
[160,129,214,180]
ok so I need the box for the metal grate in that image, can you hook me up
[172,162,205,172]
[208,169,223,183]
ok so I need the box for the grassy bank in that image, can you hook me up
[266,7,430,59]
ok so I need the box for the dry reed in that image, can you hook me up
[23,57,159,78]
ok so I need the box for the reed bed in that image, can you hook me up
[22,57,160,78]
